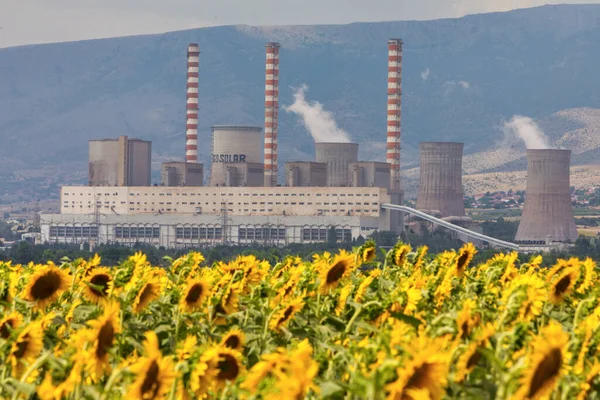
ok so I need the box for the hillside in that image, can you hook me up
[1,4,600,200]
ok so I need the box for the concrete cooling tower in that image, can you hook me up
[209,125,263,186]
[515,149,578,244]
[417,142,465,217]
[315,142,359,186]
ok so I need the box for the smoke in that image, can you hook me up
[504,115,551,149]
[284,85,352,143]
[421,68,430,81]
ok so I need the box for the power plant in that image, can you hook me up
[417,142,466,218]
[42,37,581,252]
[515,149,578,245]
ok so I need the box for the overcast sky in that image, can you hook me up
[0,0,596,48]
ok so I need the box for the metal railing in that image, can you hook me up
[381,204,520,251]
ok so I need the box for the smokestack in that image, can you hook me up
[186,43,200,163]
[264,42,280,187]
[515,149,578,244]
[417,142,465,217]
[387,39,403,192]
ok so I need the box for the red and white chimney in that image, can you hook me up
[264,42,280,187]
[186,43,200,163]
[386,39,403,192]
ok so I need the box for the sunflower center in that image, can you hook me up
[138,284,155,307]
[90,274,110,296]
[554,276,571,296]
[14,333,31,359]
[0,319,15,339]
[185,284,204,303]
[140,359,161,398]
[460,321,470,339]
[326,261,348,284]
[279,306,295,325]
[466,349,482,369]
[527,348,562,398]
[224,335,240,349]
[457,252,469,270]
[405,362,433,392]
[217,353,240,381]
[30,272,62,300]
[96,321,115,359]
[365,248,375,262]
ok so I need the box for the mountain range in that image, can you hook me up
[1,4,600,200]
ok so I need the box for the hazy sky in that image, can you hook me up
[0,0,596,48]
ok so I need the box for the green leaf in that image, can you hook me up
[320,381,345,397]
[388,311,422,329]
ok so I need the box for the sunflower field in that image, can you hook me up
[1,241,599,399]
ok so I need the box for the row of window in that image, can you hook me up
[115,227,160,239]
[175,227,223,240]
[65,192,378,198]
[238,228,286,241]
[49,226,99,238]
[302,228,352,242]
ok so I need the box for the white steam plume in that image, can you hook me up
[284,85,351,143]
[504,115,551,149]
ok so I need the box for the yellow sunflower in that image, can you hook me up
[132,279,162,314]
[9,322,44,377]
[514,321,570,400]
[319,250,355,293]
[456,299,478,340]
[86,302,121,381]
[221,283,241,315]
[549,267,579,304]
[83,267,113,304]
[126,331,176,400]
[23,264,70,310]
[269,297,305,331]
[455,324,494,382]
[455,243,476,277]
[385,336,449,400]
[221,328,245,351]
[394,244,412,268]
[360,242,377,264]
[212,347,245,390]
[0,311,23,339]
[576,258,596,294]
[336,283,353,316]
[179,278,210,313]
[190,351,219,398]
[413,245,429,269]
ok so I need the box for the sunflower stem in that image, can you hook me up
[102,367,124,399]
[573,297,593,332]
[9,352,50,400]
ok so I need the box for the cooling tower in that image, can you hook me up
[315,142,359,187]
[416,142,465,217]
[515,149,578,244]
[210,126,263,186]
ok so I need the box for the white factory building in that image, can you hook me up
[40,186,401,248]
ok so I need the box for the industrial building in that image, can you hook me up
[88,136,152,187]
[41,185,400,247]
[161,162,204,187]
[416,142,466,218]
[42,39,408,248]
[515,149,578,245]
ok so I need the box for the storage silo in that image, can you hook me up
[417,142,465,217]
[315,142,359,186]
[209,125,263,186]
[515,149,578,244]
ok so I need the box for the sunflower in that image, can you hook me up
[319,250,355,293]
[179,278,210,313]
[83,267,113,304]
[0,311,23,339]
[126,331,175,400]
[576,258,596,294]
[413,246,428,269]
[190,351,219,397]
[360,241,377,264]
[23,264,70,310]
[221,327,245,351]
[86,302,121,381]
[519,276,547,322]
[455,243,476,277]
[269,297,305,331]
[385,336,449,400]
[454,324,494,382]
[221,283,241,315]
[132,279,162,314]
[9,322,44,377]
[456,299,478,340]
[549,267,579,304]
[213,347,245,389]
[336,283,353,316]
[514,321,570,400]
[393,244,412,268]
